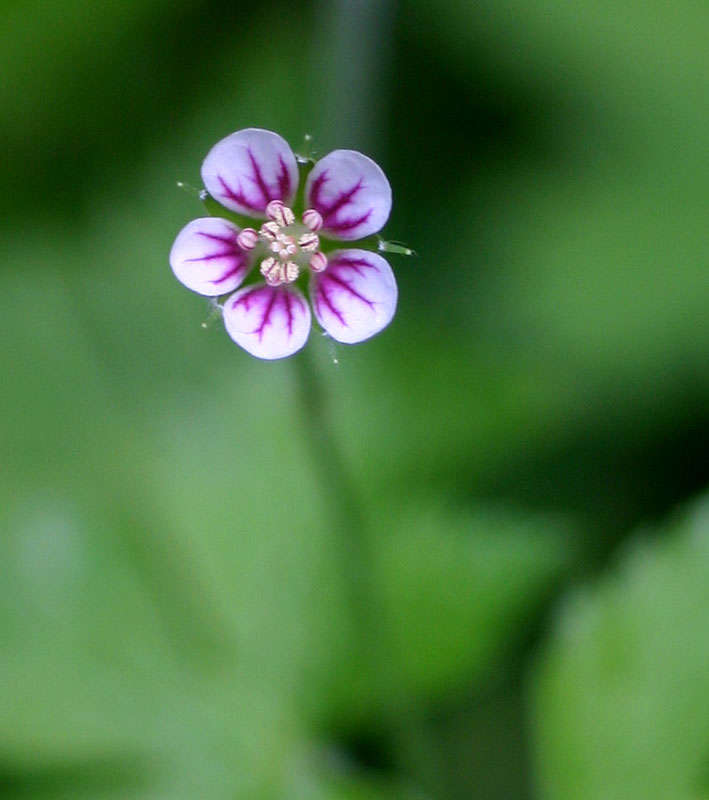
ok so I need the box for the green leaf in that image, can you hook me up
[531,497,709,800]
[323,500,575,722]
[378,503,573,697]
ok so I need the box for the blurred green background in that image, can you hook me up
[2,0,709,797]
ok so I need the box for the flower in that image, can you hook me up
[170,128,398,360]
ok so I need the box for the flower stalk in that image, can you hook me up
[292,346,376,638]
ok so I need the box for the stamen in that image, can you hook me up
[260,221,280,240]
[302,209,323,231]
[284,261,300,282]
[260,257,283,285]
[298,232,319,252]
[270,232,297,255]
[254,207,329,283]
[237,228,259,250]
[310,252,328,273]
[265,200,295,226]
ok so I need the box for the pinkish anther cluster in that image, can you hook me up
[236,200,327,287]
[169,127,398,360]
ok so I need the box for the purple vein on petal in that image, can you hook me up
[183,241,240,263]
[308,171,329,210]
[216,150,291,212]
[311,172,361,218]
[277,155,292,201]
[197,231,237,244]
[217,175,256,210]
[247,149,273,204]
[283,290,295,336]
[185,230,246,279]
[325,271,376,308]
[321,180,364,220]
[210,263,245,285]
[253,288,278,340]
[309,172,373,233]
[233,287,302,342]
[315,285,347,326]
[183,252,233,262]
[326,209,373,233]
[332,256,376,274]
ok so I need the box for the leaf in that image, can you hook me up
[323,499,575,722]
[531,497,709,800]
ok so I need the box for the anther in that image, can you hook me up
[237,228,258,250]
[260,257,283,285]
[260,221,280,240]
[270,232,297,257]
[298,232,320,252]
[284,261,300,283]
[302,209,323,231]
[265,200,295,226]
[309,252,328,273]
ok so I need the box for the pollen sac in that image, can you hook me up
[260,257,282,285]
[266,200,295,227]
[302,209,323,231]
[284,261,300,282]
[237,227,259,250]
[260,256,299,285]
[269,232,297,256]
[298,232,320,252]
[260,221,280,240]
[309,252,328,272]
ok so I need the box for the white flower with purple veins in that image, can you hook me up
[170,128,398,360]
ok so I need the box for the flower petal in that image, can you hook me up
[305,150,392,240]
[201,128,299,217]
[223,284,311,360]
[310,249,397,343]
[169,217,251,296]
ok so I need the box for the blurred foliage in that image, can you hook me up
[1,0,709,797]
[532,499,709,800]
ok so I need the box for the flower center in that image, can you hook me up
[236,200,328,286]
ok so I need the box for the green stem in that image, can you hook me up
[292,346,376,637]
[293,351,424,781]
